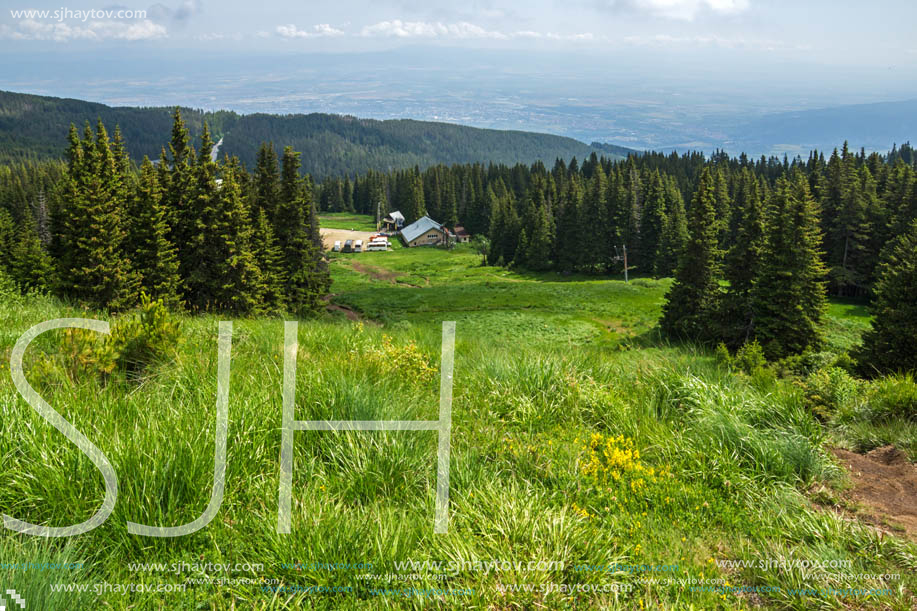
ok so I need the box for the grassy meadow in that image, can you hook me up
[1,228,915,609]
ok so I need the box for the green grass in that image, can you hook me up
[0,250,914,610]
[318,212,379,232]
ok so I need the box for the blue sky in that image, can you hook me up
[1,0,915,68]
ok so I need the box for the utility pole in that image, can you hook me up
[623,244,628,283]
[614,245,629,283]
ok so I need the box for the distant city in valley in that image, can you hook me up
[2,48,915,158]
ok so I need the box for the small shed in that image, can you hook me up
[381,211,405,232]
[452,226,471,243]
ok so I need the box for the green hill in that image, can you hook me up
[0,89,633,177]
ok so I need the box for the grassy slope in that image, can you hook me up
[0,243,914,610]
[318,213,380,232]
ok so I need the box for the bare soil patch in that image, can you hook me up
[318,227,378,250]
[830,445,917,539]
[350,261,402,283]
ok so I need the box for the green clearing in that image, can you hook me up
[318,212,380,232]
[1,245,915,610]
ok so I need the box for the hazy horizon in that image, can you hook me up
[2,1,916,155]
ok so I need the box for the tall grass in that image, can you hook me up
[0,251,914,609]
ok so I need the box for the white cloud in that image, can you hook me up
[601,0,750,21]
[0,18,167,41]
[276,23,345,38]
[360,20,507,39]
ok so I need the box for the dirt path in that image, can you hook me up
[322,294,367,322]
[350,261,402,283]
[830,446,917,539]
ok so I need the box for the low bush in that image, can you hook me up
[799,366,861,421]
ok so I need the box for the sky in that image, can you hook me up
[0,0,915,154]
[0,0,915,66]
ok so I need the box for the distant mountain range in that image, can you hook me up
[0,90,635,177]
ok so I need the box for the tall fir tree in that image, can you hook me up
[524,201,555,271]
[275,147,329,315]
[129,157,181,308]
[252,206,288,312]
[722,168,766,344]
[655,177,687,277]
[186,152,264,314]
[856,218,917,375]
[751,172,828,358]
[165,108,195,283]
[58,121,137,311]
[660,167,722,340]
[253,142,280,220]
[639,170,668,276]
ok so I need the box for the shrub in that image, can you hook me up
[363,334,437,385]
[0,269,20,302]
[861,374,917,422]
[107,294,180,375]
[714,342,732,367]
[32,294,180,384]
[800,367,861,421]
[734,340,767,375]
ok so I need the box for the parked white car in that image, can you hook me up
[332,240,342,252]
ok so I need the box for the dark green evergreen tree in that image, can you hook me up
[856,218,917,375]
[58,121,137,310]
[751,172,827,358]
[275,146,329,315]
[660,168,722,340]
[655,178,687,277]
[129,157,181,308]
[722,169,766,343]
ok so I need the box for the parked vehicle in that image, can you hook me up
[343,239,353,253]
[366,242,387,251]
[354,239,363,253]
[332,240,342,252]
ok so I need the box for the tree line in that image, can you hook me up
[314,144,917,368]
[0,110,330,315]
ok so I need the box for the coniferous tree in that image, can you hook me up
[722,169,766,343]
[639,170,668,276]
[129,157,181,308]
[253,142,280,220]
[252,206,288,312]
[58,121,137,310]
[751,172,827,358]
[555,178,583,273]
[581,166,608,272]
[186,153,264,314]
[856,218,917,374]
[165,108,195,280]
[303,175,331,297]
[9,214,55,291]
[655,178,687,277]
[660,168,722,340]
[276,147,329,314]
[0,208,14,268]
[525,201,555,271]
